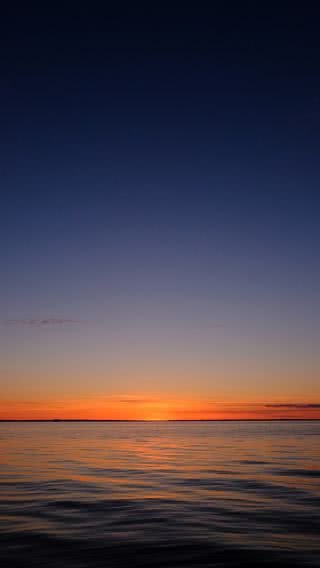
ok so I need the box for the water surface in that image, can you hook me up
[0,421,319,567]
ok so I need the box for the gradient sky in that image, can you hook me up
[1,5,319,419]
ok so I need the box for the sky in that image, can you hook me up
[1,4,319,419]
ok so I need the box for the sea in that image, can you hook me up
[0,421,319,567]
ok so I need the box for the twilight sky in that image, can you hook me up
[1,5,319,419]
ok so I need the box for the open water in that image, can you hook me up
[0,421,319,567]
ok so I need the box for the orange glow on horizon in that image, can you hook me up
[1,394,320,421]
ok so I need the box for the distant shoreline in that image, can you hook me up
[0,419,319,422]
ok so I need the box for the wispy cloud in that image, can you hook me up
[5,319,79,326]
[110,396,156,405]
[265,404,320,409]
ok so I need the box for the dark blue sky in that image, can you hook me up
[1,4,319,405]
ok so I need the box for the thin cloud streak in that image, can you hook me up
[4,319,80,326]
[265,404,320,409]
[115,398,156,404]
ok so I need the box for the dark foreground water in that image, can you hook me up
[0,422,319,568]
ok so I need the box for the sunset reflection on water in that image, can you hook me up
[0,421,320,567]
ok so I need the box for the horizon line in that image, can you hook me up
[1,419,320,422]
